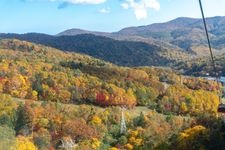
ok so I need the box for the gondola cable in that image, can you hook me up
[198,0,225,113]
[199,0,217,76]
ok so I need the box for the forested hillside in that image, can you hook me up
[0,39,224,149]
[175,53,225,76]
[0,33,191,67]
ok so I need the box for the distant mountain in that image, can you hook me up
[1,16,225,68]
[57,28,110,37]
[0,33,190,67]
[59,16,225,55]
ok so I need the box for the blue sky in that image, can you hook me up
[0,0,225,34]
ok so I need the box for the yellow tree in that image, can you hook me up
[176,125,208,150]
[16,136,37,150]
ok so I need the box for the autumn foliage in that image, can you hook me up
[0,39,223,149]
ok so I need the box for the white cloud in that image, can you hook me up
[121,0,160,20]
[98,7,110,14]
[47,0,106,4]
[63,0,106,4]
[121,3,129,9]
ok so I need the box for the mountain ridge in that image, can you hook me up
[58,16,225,35]
[58,16,225,53]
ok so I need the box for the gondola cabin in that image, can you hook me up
[218,104,225,113]
[217,76,225,113]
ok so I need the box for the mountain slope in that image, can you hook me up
[0,39,220,110]
[59,16,225,54]
[0,33,191,67]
